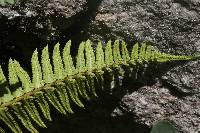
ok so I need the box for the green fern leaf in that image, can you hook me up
[121,41,130,65]
[41,45,54,84]
[76,41,86,73]
[35,93,52,121]
[95,41,105,90]
[0,0,15,6]
[139,43,147,63]
[53,43,65,80]
[113,40,122,66]
[105,40,114,66]
[31,49,44,88]
[85,40,96,71]
[131,42,139,64]
[54,82,74,114]
[145,45,153,62]
[12,104,38,133]
[45,88,66,114]
[94,70,104,90]
[151,121,178,133]
[8,59,24,98]
[13,60,32,93]
[75,76,90,100]
[63,40,76,76]
[0,109,22,133]
[86,74,97,97]
[23,100,46,128]
[45,89,66,114]
[65,79,84,108]
[0,39,197,133]
[104,40,116,89]
[85,40,98,96]
[0,65,14,103]
[96,41,105,69]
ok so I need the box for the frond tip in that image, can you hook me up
[0,39,197,133]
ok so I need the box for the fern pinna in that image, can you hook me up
[0,40,197,133]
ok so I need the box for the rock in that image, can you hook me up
[0,0,87,63]
[85,0,200,132]
[87,0,200,55]
[112,85,200,133]
[0,0,87,40]
[161,60,200,94]
[0,0,200,132]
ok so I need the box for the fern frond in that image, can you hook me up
[13,60,32,93]
[12,104,38,133]
[65,79,84,108]
[62,40,76,76]
[0,65,13,104]
[76,41,86,73]
[0,109,22,133]
[23,100,46,128]
[35,94,51,121]
[85,40,96,71]
[85,73,97,97]
[95,41,105,90]
[31,50,43,88]
[41,45,54,84]
[75,76,90,100]
[0,39,196,133]
[138,43,147,63]
[54,82,73,114]
[131,42,139,65]
[53,43,65,80]
[145,45,153,62]
[45,88,66,114]
[85,40,98,97]
[121,41,130,65]
[96,41,105,69]
[8,59,24,98]
[113,40,122,66]
[105,40,114,66]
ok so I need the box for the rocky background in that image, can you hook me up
[0,0,200,133]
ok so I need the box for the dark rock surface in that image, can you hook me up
[87,0,200,55]
[0,0,87,63]
[86,0,200,133]
[112,85,200,133]
[161,60,200,94]
[0,0,87,39]
[0,0,200,133]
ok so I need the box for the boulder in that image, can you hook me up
[0,0,200,132]
[86,0,200,132]
[0,0,87,61]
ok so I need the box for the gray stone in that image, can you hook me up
[86,0,200,132]
[0,0,87,39]
[88,0,200,55]
[161,60,200,94]
[112,85,200,133]
[0,0,87,60]
[0,0,200,132]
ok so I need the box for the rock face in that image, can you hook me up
[0,0,87,62]
[88,0,200,55]
[0,0,87,40]
[86,1,200,132]
[0,0,200,133]
[112,86,200,133]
